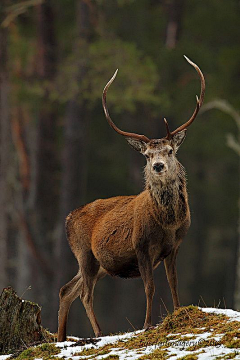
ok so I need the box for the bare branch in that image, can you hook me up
[226,133,240,156]
[2,0,44,27]
[201,99,240,131]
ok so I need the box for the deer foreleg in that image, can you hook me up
[137,250,155,329]
[164,247,180,309]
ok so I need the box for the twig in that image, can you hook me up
[159,304,163,321]
[199,295,207,308]
[126,317,137,332]
[160,298,170,315]
[20,285,32,298]
[223,297,227,309]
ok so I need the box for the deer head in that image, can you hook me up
[102,56,205,183]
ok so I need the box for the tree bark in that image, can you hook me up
[54,0,93,334]
[165,0,185,49]
[0,2,10,288]
[201,100,240,310]
[34,0,58,246]
[0,287,49,355]
[26,0,58,330]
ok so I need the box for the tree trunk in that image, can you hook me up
[26,0,58,331]
[201,100,240,310]
[0,2,10,288]
[0,287,49,355]
[54,0,93,335]
[165,0,185,49]
[190,167,208,302]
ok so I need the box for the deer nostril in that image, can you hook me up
[153,162,165,173]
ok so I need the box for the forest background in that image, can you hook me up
[0,0,240,338]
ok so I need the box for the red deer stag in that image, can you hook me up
[57,56,205,341]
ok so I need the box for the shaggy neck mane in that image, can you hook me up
[144,162,188,226]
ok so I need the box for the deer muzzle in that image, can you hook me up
[153,162,165,173]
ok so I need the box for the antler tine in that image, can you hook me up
[164,118,172,140]
[102,70,150,143]
[168,56,205,138]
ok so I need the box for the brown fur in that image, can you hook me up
[57,134,191,341]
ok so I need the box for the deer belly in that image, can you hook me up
[94,245,140,278]
[92,225,140,277]
[92,227,174,278]
[106,257,140,278]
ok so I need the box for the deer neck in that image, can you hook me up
[145,162,188,225]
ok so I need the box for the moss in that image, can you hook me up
[42,329,56,343]
[160,306,227,335]
[178,355,198,360]
[224,338,240,349]
[74,343,124,358]
[14,343,60,360]
[118,306,219,351]
[103,356,120,360]
[118,306,240,357]
[220,330,240,348]
[186,338,222,352]
[139,348,168,359]
[215,352,239,359]
[98,348,115,355]
[74,347,97,356]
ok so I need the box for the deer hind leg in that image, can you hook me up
[58,272,83,341]
[137,249,155,330]
[79,251,105,337]
[164,246,180,309]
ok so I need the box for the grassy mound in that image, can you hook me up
[7,306,240,360]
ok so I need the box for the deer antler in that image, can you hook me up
[102,70,150,143]
[164,56,205,139]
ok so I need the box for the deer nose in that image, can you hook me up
[153,162,165,173]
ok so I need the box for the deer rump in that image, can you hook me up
[66,191,188,279]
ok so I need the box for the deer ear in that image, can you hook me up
[171,130,187,151]
[125,137,147,153]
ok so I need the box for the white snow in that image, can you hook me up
[201,306,240,322]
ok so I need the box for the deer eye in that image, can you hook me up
[168,149,173,155]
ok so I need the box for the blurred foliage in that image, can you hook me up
[54,38,160,112]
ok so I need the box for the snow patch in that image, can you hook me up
[200,307,240,322]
